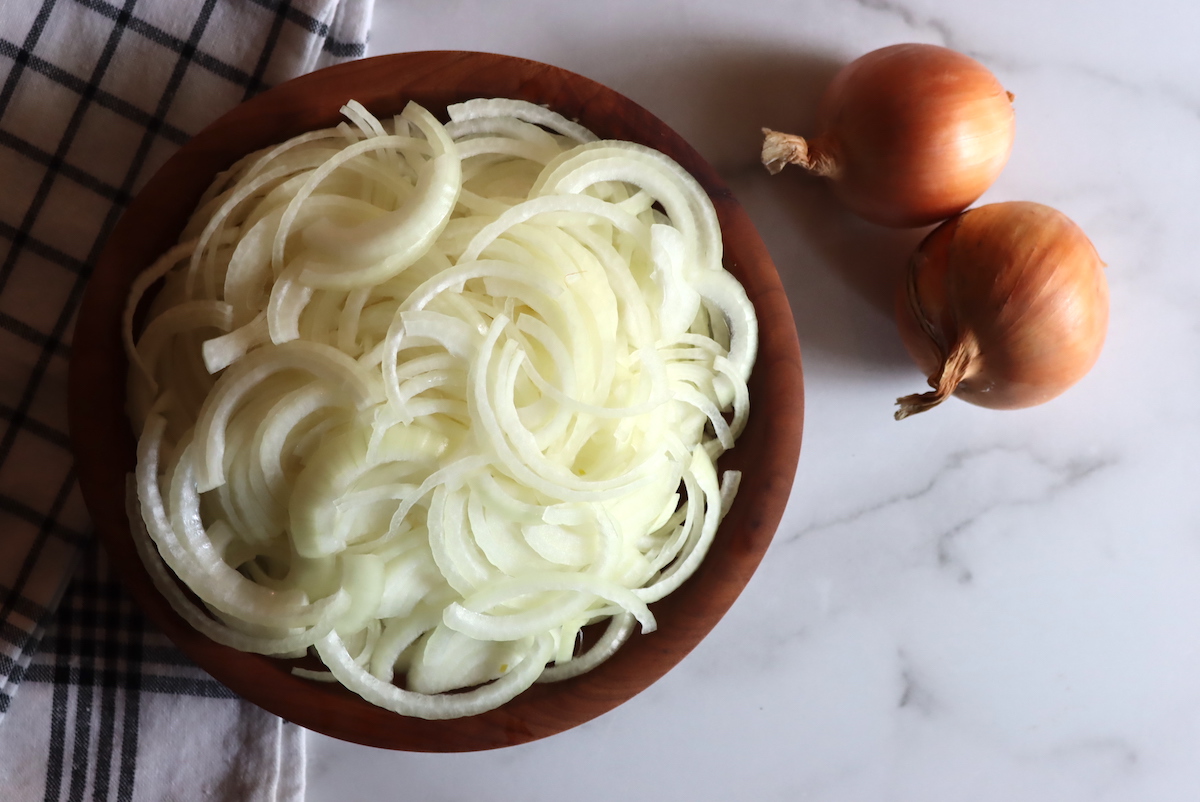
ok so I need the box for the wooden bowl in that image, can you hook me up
[68,51,803,752]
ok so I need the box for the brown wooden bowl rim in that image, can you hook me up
[68,50,803,752]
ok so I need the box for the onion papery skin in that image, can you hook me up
[762,43,1015,228]
[895,201,1109,417]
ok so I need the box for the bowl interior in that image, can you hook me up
[68,51,803,752]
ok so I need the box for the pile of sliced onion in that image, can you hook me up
[124,98,757,719]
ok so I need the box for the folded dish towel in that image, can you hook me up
[0,1,373,799]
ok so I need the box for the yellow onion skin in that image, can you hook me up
[762,43,1015,228]
[894,201,1109,418]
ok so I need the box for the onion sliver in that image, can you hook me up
[443,570,657,641]
[125,99,757,719]
[316,630,555,720]
[128,475,350,654]
[192,340,379,492]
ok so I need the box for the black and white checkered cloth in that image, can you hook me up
[0,1,373,799]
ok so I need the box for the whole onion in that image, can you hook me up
[762,43,1016,228]
[894,201,1109,418]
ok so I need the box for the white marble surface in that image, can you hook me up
[307,1,1200,799]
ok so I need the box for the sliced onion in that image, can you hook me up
[192,341,379,492]
[126,98,757,720]
[316,630,554,720]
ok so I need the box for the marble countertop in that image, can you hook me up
[309,0,1200,799]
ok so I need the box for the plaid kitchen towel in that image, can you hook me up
[0,542,307,801]
[0,0,373,799]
